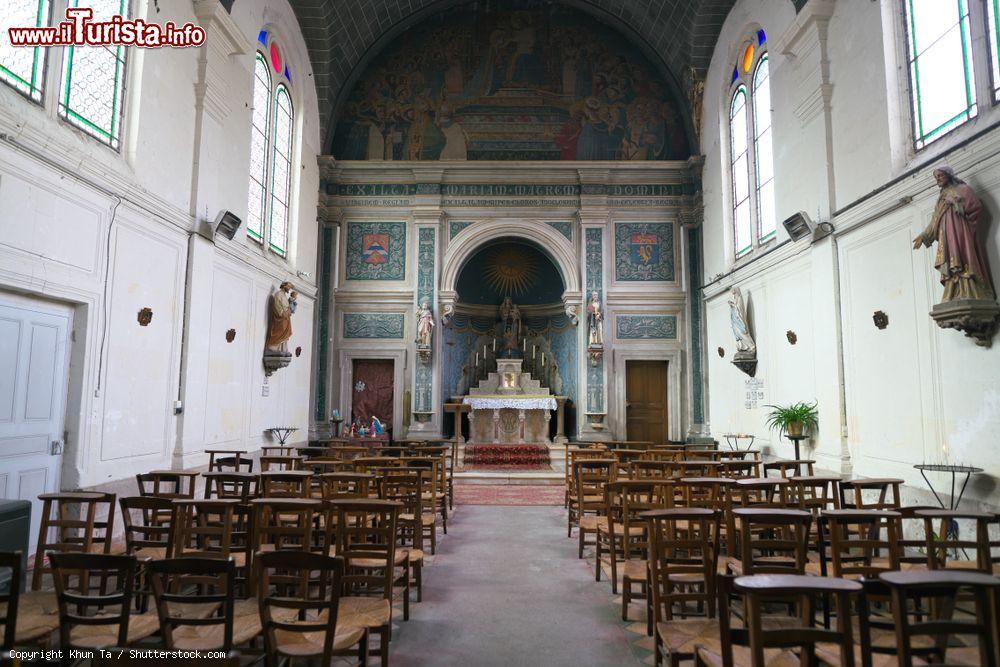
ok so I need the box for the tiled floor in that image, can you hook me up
[453,483,564,505]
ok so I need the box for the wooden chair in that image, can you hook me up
[726,508,812,577]
[251,498,322,557]
[259,455,304,472]
[137,470,198,500]
[628,460,675,480]
[822,509,902,579]
[353,456,400,475]
[32,492,115,591]
[119,496,174,610]
[839,478,903,511]
[256,550,367,667]
[49,552,159,650]
[762,459,815,478]
[171,500,248,592]
[881,569,1000,666]
[730,477,790,509]
[331,499,402,666]
[148,557,260,652]
[206,450,252,473]
[260,446,297,457]
[695,574,865,667]
[571,458,617,558]
[643,507,721,667]
[202,471,259,501]
[401,455,448,536]
[788,475,841,514]
[378,471,426,604]
[320,472,373,500]
[596,480,651,594]
[260,470,313,498]
[565,447,614,507]
[613,481,671,634]
[720,459,760,478]
[673,460,722,478]
[918,509,997,572]
[0,551,20,655]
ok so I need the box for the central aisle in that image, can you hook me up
[390,504,645,666]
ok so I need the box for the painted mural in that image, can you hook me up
[332,2,689,161]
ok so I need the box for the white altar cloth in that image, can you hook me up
[462,396,557,411]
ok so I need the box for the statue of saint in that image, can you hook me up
[586,290,603,347]
[416,300,434,347]
[728,286,756,355]
[499,296,521,338]
[913,166,996,303]
[265,282,294,352]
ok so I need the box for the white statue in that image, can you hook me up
[728,287,756,354]
[586,291,603,346]
[416,300,435,347]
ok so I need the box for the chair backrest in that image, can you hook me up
[332,500,400,600]
[762,460,816,478]
[256,550,346,665]
[259,471,313,498]
[839,478,902,510]
[259,456,303,472]
[720,459,761,478]
[32,492,116,591]
[714,573,864,667]
[882,570,1000,667]
[573,459,616,513]
[822,509,902,579]
[119,496,174,556]
[260,446,296,457]
[148,557,236,652]
[918,509,996,572]
[640,449,679,463]
[608,481,666,560]
[319,473,373,500]
[50,552,137,649]
[353,457,399,474]
[643,507,720,622]
[202,472,259,501]
[788,475,841,514]
[731,477,791,508]
[251,498,322,555]
[731,508,812,575]
[627,460,674,480]
[0,551,20,652]
[136,471,197,500]
[171,500,239,559]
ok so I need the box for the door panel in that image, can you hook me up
[625,360,669,446]
[0,300,71,556]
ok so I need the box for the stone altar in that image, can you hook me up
[462,359,564,444]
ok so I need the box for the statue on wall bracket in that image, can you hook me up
[728,286,757,377]
[263,282,296,376]
[913,166,1000,347]
[416,299,435,362]
[586,291,604,367]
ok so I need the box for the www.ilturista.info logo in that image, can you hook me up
[7,8,206,49]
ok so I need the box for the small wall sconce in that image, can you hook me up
[137,308,153,326]
[873,311,889,330]
[786,330,797,345]
[295,346,302,357]
[226,329,237,343]
[717,347,725,358]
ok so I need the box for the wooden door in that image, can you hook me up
[625,360,669,446]
[0,298,72,555]
[351,359,395,430]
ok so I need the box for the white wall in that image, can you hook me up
[701,0,1000,508]
[0,0,320,489]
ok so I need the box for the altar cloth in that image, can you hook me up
[462,396,557,411]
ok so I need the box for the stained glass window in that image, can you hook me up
[730,86,752,258]
[0,1,50,101]
[246,54,271,243]
[268,85,293,256]
[903,0,977,149]
[752,56,776,241]
[58,0,130,149]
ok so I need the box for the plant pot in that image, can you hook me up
[786,421,804,437]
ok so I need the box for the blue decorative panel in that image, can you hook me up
[315,225,333,421]
[585,227,604,413]
[546,221,572,240]
[345,221,407,280]
[449,221,474,239]
[616,315,678,340]
[614,222,674,282]
[687,227,705,424]
[415,228,436,412]
[343,313,405,339]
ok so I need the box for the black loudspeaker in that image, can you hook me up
[214,210,242,240]
[782,211,813,241]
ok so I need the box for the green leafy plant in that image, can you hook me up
[764,401,818,436]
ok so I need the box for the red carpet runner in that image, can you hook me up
[463,443,551,466]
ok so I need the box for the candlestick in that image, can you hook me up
[532,345,535,359]
[493,338,496,352]
[475,352,479,365]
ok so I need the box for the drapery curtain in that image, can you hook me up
[352,359,394,428]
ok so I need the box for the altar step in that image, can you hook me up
[455,441,566,486]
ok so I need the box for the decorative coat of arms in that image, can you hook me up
[363,233,390,265]
[615,223,674,282]
[630,233,660,266]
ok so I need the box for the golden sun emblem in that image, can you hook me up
[483,246,539,295]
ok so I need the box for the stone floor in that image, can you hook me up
[387,504,647,666]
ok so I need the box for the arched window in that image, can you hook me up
[0,1,51,101]
[246,30,295,257]
[58,0,131,150]
[728,29,773,259]
[902,0,976,149]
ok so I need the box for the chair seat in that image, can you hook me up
[622,560,647,582]
[658,616,799,656]
[134,546,168,560]
[69,610,160,648]
[350,551,407,568]
[167,598,263,650]
[943,559,1000,574]
[402,548,424,564]
[13,590,60,642]
[338,596,392,629]
[273,623,366,657]
[695,645,802,667]
[399,513,436,527]
[815,627,935,667]
[598,522,644,537]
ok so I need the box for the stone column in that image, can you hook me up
[410,205,444,438]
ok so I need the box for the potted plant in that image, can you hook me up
[764,401,818,437]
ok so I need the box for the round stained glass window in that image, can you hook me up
[742,43,755,73]
[270,42,282,74]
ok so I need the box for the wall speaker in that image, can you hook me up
[782,211,813,241]
[214,210,242,240]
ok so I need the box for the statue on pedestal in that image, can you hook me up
[587,291,603,347]
[913,166,999,346]
[728,286,757,376]
[415,299,434,361]
[263,282,295,376]
[499,297,522,358]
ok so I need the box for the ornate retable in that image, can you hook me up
[461,395,561,444]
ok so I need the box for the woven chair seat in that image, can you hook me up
[578,516,606,531]
[695,645,802,667]
[598,523,644,537]
[815,628,936,666]
[167,598,263,650]
[943,559,1000,575]
[622,560,647,581]
[68,610,160,648]
[13,590,60,642]
[399,513,435,527]
[402,548,424,564]
[273,623,366,657]
[658,616,798,656]
[134,546,168,560]
[337,596,391,629]
[726,556,798,576]
[350,551,407,569]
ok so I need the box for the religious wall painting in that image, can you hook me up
[343,313,406,339]
[615,315,678,340]
[331,2,689,162]
[546,221,573,240]
[345,221,407,280]
[614,222,675,282]
[449,220,475,239]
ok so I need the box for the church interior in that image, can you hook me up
[2,0,1000,664]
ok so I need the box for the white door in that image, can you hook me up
[0,298,72,556]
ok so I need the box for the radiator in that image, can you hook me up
[0,500,30,593]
